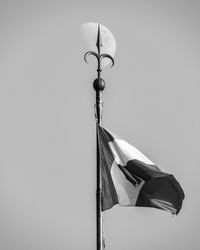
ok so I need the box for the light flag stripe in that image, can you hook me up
[109,139,154,166]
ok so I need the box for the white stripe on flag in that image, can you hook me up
[109,139,154,166]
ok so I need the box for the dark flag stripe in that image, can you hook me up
[136,175,185,214]
[98,124,119,210]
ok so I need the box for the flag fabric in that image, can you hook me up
[97,124,185,215]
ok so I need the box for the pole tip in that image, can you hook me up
[96,24,103,53]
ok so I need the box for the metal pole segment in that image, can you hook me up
[96,91,103,250]
[96,24,103,250]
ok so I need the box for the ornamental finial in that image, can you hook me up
[84,24,114,69]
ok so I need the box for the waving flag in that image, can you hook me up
[98,124,185,215]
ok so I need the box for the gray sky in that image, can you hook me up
[0,0,200,249]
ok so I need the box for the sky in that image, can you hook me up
[0,0,200,249]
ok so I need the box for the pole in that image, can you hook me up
[96,89,103,250]
[84,24,114,250]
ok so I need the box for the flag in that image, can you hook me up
[98,124,185,215]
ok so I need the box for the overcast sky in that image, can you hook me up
[1,0,200,249]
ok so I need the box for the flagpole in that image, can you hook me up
[84,24,114,250]
[95,80,104,250]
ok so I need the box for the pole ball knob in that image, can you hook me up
[93,78,105,91]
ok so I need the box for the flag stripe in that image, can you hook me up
[109,138,155,165]
[136,175,184,214]
[98,125,119,210]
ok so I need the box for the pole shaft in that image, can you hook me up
[96,89,102,250]
[96,25,103,250]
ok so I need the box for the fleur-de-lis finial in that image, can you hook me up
[84,24,115,73]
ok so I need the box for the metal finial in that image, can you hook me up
[84,24,115,69]
[84,24,115,91]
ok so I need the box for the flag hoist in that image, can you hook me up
[84,24,114,250]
